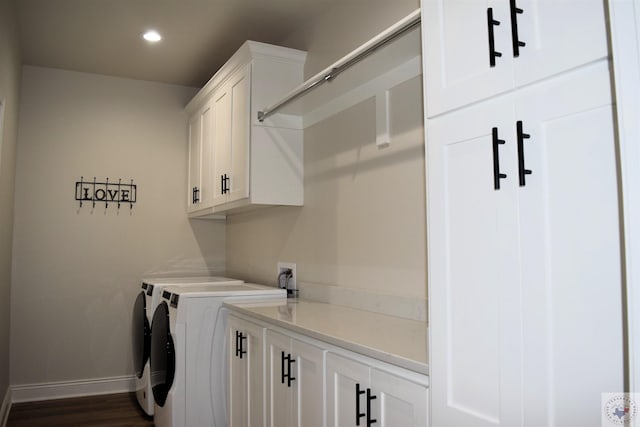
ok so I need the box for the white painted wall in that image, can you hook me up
[226,0,426,315]
[10,66,226,388]
[0,0,22,412]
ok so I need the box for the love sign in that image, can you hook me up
[75,177,137,209]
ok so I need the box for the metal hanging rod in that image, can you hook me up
[257,9,421,122]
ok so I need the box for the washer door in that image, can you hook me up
[150,301,175,407]
[132,291,150,379]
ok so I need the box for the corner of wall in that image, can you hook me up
[0,385,11,427]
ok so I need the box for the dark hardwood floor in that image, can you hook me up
[6,392,154,426]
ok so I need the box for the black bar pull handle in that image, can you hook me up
[236,332,247,359]
[235,331,240,358]
[366,388,377,426]
[280,352,297,387]
[240,333,247,359]
[516,121,532,186]
[509,0,526,57]
[287,355,296,387]
[492,127,507,190]
[192,187,200,204]
[221,174,231,194]
[487,8,502,67]
[356,383,366,426]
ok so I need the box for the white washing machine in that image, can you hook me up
[132,276,243,416]
[150,283,286,427]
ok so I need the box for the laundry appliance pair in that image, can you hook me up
[132,276,243,416]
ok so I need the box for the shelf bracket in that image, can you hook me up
[376,90,391,148]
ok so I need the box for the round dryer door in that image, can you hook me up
[132,291,150,379]
[150,301,175,407]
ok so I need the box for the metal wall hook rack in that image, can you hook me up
[75,176,137,209]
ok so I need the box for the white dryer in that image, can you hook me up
[132,276,243,416]
[150,283,286,427]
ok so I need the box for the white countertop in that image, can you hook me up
[224,299,428,375]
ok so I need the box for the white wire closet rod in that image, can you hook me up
[257,8,421,122]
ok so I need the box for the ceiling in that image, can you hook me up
[16,0,341,88]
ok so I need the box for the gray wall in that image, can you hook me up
[225,0,426,302]
[0,0,22,406]
[10,66,226,387]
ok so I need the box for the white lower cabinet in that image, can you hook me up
[228,316,266,427]
[265,330,325,427]
[227,313,428,427]
[326,352,428,427]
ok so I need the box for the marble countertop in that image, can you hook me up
[224,299,428,375]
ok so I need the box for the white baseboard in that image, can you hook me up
[11,375,135,403]
[1,386,11,427]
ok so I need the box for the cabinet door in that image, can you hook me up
[292,339,324,427]
[199,101,215,207]
[423,0,608,117]
[422,0,514,117]
[514,0,608,87]
[266,330,294,427]
[228,316,266,427]
[187,112,202,212]
[426,97,523,426]
[213,83,232,206]
[266,331,325,427]
[514,61,623,426]
[370,369,428,427]
[228,64,250,203]
[326,353,370,427]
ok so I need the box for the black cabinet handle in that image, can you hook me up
[235,331,247,359]
[287,356,296,387]
[221,174,231,194]
[280,352,296,387]
[492,127,507,190]
[487,8,502,67]
[366,388,377,426]
[509,0,526,57]
[192,186,200,204]
[356,383,366,426]
[516,121,532,186]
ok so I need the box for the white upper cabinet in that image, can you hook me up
[185,41,306,218]
[212,65,250,207]
[422,0,608,117]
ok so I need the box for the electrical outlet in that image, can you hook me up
[277,262,296,293]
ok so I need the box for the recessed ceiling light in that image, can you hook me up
[142,30,162,42]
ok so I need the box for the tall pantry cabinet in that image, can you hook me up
[422,1,624,426]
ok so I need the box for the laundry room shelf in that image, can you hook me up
[257,8,422,130]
